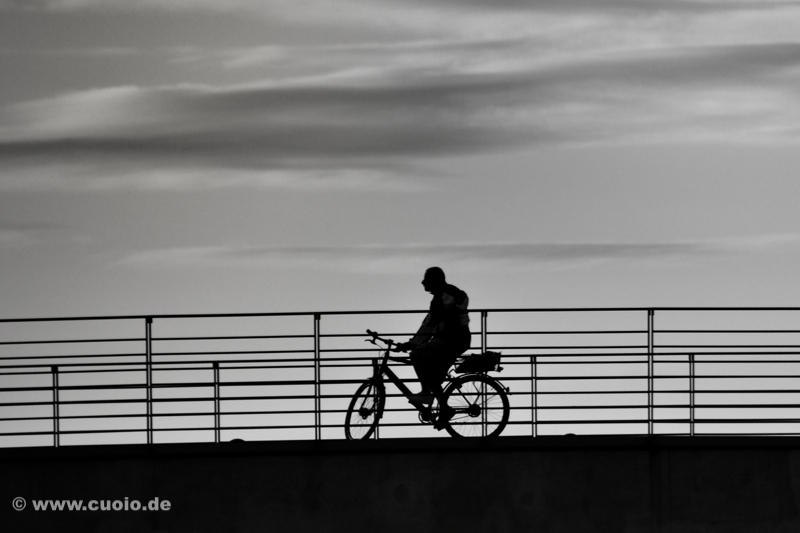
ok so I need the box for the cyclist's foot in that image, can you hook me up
[434,405,455,430]
[408,392,434,406]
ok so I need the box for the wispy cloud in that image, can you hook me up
[10,0,799,14]
[0,75,531,190]
[0,0,798,191]
[1,39,798,191]
[0,222,88,248]
[0,164,431,192]
[0,223,51,246]
[117,234,800,273]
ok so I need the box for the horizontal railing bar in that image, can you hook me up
[458,356,649,364]
[0,362,145,371]
[681,375,800,379]
[0,360,317,371]
[8,357,800,374]
[326,353,647,361]
[27,368,175,375]
[489,345,648,351]
[0,429,148,436]
[6,306,800,325]
[664,359,800,364]
[153,334,313,342]
[0,414,151,422]
[338,348,645,355]
[153,349,314,356]
[654,350,800,356]
[0,420,755,440]
[0,337,145,346]
[656,329,800,334]
[2,423,800,439]
[0,370,60,377]
[532,389,800,395]
[484,351,650,357]
[491,330,647,335]
[7,378,800,397]
[0,353,145,362]
[217,365,314,371]
[657,345,800,349]
[0,359,319,371]
[16,351,791,369]
[5,419,800,439]
[0,384,145,393]
[1,335,795,350]
[523,404,800,410]
[0,367,148,375]
[689,386,800,393]
[0,380,331,392]
[8,404,800,424]
[0,410,321,422]
[677,418,800,423]
[320,333,416,339]
[508,351,800,359]
[0,394,322,408]
[0,307,635,325]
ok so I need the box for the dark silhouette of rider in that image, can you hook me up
[397,267,471,405]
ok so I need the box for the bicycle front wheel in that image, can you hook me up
[441,374,509,438]
[344,380,385,440]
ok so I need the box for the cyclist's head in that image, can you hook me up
[422,267,446,293]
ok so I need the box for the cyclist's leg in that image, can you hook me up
[434,332,471,425]
[410,339,466,405]
[410,339,451,402]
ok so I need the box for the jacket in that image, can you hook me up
[410,283,470,346]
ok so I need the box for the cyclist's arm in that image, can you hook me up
[407,312,439,347]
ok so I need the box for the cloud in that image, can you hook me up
[1,42,797,167]
[0,224,50,246]
[8,0,798,13]
[0,0,253,11]
[1,79,532,159]
[117,235,800,273]
[533,42,800,143]
[0,222,82,247]
[1,0,799,192]
[6,0,800,55]
[0,164,431,192]
[0,72,546,191]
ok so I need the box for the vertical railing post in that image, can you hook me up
[689,353,695,437]
[531,355,537,438]
[145,317,153,445]
[51,366,59,447]
[480,311,488,353]
[213,362,220,444]
[313,313,321,441]
[481,311,488,437]
[647,309,655,435]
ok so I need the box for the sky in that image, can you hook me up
[2,0,800,320]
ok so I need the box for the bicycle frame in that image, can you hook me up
[368,343,437,421]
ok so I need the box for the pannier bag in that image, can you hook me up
[455,351,502,374]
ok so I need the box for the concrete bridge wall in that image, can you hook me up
[3,436,800,532]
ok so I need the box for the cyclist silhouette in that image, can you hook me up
[396,267,471,406]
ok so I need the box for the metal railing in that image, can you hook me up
[3,307,800,448]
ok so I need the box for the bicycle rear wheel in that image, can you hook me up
[441,374,509,437]
[344,380,385,440]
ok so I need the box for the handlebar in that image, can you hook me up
[366,329,396,347]
[366,329,410,356]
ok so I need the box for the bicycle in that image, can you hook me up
[344,330,510,439]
